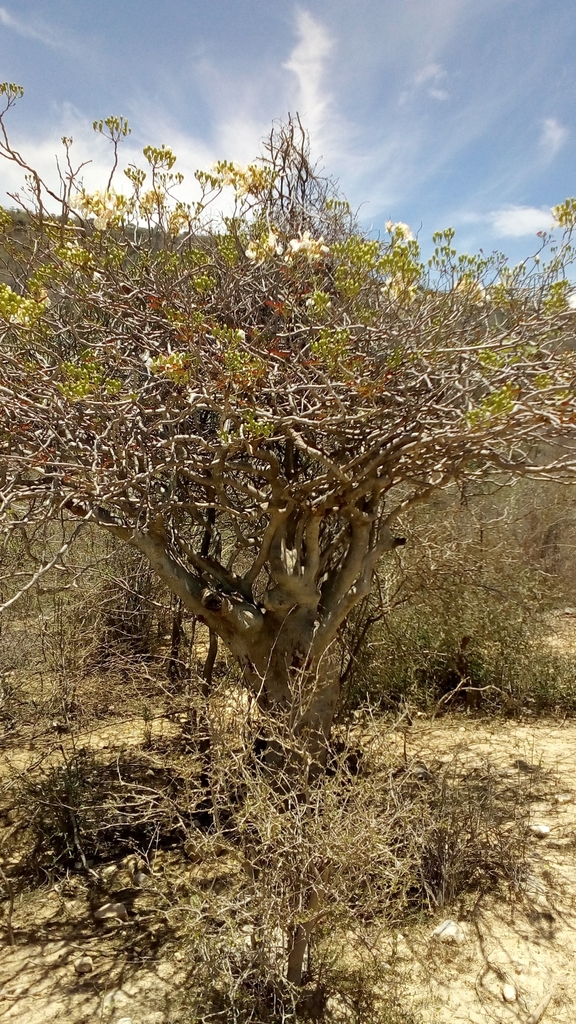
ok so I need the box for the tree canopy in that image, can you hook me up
[2,85,576,763]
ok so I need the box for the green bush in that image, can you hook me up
[342,484,576,716]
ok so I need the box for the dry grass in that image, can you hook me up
[1,666,548,1022]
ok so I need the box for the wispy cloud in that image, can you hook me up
[490,205,554,237]
[283,10,334,142]
[457,205,556,239]
[0,10,333,211]
[415,63,445,85]
[2,0,572,255]
[0,5,70,50]
[539,117,567,158]
[415,62,449,101]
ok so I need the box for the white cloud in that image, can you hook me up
[0,10,336,214]
[415,63,446,86]
[490,205,554,237]
[0,5,71,50]
[1,0,560,243]
[0,119,139,208]
[0,114,218,214]
[539,117,567,158]
[283,10,334,142]
[413,62,450,102]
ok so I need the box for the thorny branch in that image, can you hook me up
[1,94,576,715]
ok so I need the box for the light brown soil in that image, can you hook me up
[386,718,576,1023]
[1,715,575,1023]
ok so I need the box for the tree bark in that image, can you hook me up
[286,887,321,987]
[236,606,341,777]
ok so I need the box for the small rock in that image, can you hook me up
[502,983,517,1003]
[94,901,128,922]
[102,989,130,1012]
[74,955,94,974]
[156,961,175,981]
[555,792,572,805]
[431,919,465,945]
[116,1019,132,1024]
[529,823,551,838]
[133,870,148,887]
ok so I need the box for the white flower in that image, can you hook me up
[266,229,283,255]
[94,212,113,231]
[72,189,123,231]
[212,161,272,197]
[383,276,418,302]
[246,229,283,264]
[285,230,329,262]
[386,221,414,242]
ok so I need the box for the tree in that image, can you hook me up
[2,86,576,747]
[2,88,576,981]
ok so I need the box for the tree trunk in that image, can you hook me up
[167,597,183,683]
[235,621,340,988]
[238,608,341,779]
[287,887,321,987]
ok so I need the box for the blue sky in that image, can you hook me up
[1,0,575,262]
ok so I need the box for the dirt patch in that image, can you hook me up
[1,715,576,1022]
[385,717,576,1023]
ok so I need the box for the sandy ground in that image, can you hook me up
[1,715,575,1023]
[390,718,576,1023]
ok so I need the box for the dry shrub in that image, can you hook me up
[15,745,202,872]
[165,750,534,1020]
[343,481,576,715]
[73,545,167,666]
[120,687,537,1020]
[0,521,178,676]
[0,522,192,751]
[2,485,568,1021]
[320,962,422,1024]
[5,671,545,1022]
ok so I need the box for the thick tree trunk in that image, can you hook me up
[238,608,341,777]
